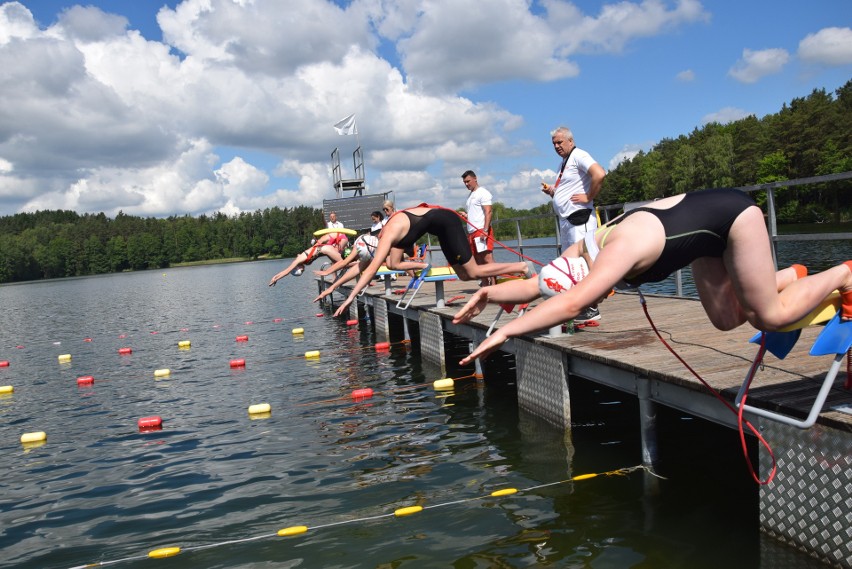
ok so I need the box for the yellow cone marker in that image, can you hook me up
[148,547,181,558]
[394,505,423,517]
[21,431,47,444]
[248,403,271,415]
[278,525,308,537]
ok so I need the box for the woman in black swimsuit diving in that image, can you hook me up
[332,205,535,317]
[454,188,852,365]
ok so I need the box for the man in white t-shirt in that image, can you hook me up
[326,211,344,229]
[541,127,606,323]
[462,170,495,286]
[541,126,606,251]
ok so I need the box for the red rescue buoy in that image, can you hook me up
[351,388,374,400]
[235,335,249,342]
[273,318,283,323]
[230,358,246,368]
[76,375,94,386]
[315,313,324,317]
[346,319,358,326]
[138,416,162,430]
[0,361,9,367]
[118,347,133,355]
[374,342,391,351]
[83,338,93,342]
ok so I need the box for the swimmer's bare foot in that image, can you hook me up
[841,261,852,321]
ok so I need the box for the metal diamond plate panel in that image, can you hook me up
[759,421,852,568]
[349,299,359,321]
[419,312,445,368]
[515,341,571,429]
[374,300,389,342]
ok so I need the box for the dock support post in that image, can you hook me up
[419,312,445,373]
[374,299,389,342]
[636,376,659,466]
[516,342,571,429]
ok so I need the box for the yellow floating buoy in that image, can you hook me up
[178,340,191,349]
[278,525,308,537]
[21,431,46,444]
[304,350,320,359]
[248,403,271,415]
[490,488,518,497]
[572,473,598,481]
[58,354,72,363]
[433,378,455,390]
[0,385,13,394]
[394,505,423,517]
[292,327,304,335]
[154,368,171,378]
[148,547,180,558]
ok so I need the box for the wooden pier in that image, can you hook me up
[321,274,852,568]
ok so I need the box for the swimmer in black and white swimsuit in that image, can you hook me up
[333,205,536,318]
[455,187,852,365]
[584,187,755,286]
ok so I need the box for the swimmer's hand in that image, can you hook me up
[268,276,280,287]
[460,330,507,365]
[452,288,491,325]
[333,298,352,318]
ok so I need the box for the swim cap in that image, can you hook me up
[538,256,589,297]
[292,265,305,276]
[354,234,378,261]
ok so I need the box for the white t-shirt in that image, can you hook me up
[327,220,344,229]
[465,186,493,234]
[551,148,599,218]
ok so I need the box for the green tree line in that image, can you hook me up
[0,207,322,283]
[600,80,852,223]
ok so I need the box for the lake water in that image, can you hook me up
[0,253,840,568]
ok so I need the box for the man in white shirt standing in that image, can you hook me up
[462,170,495,287]
[541,126,606,323]
[327,211,344,229]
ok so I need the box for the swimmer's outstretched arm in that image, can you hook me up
[313,264,361,303]
[452,279,541,324]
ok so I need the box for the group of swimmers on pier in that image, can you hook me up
[270,188,852,364]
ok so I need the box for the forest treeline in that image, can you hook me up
[0,80,849,284]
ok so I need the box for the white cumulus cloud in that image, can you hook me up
[728,47,790,84]
[798,27,852,66]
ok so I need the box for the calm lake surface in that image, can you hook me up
[1,241,845,568]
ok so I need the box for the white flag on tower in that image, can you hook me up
[333,114,357,136]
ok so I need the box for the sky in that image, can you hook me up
[0,0,850,218]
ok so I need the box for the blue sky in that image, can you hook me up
[1,0,850,218]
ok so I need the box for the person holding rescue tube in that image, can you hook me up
[455,187,852,365]
[332,204,537,318]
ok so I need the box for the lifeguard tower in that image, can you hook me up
[324,146,390,232]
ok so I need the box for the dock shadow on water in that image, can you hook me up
[0,261,829,568]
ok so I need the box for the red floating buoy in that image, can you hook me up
[0,361,9,367]
[235,335,249,342]
[230,358,246,368]
[76,375,94,386]
[245,321,253,325]
[374,342,391,352]
[315,313,324,317]
[138,416,163,430]
[273,318,283,323]
[118,347,133,355]
[346,319,358,326]
[351,388,374,400]
[83,338,93,342]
